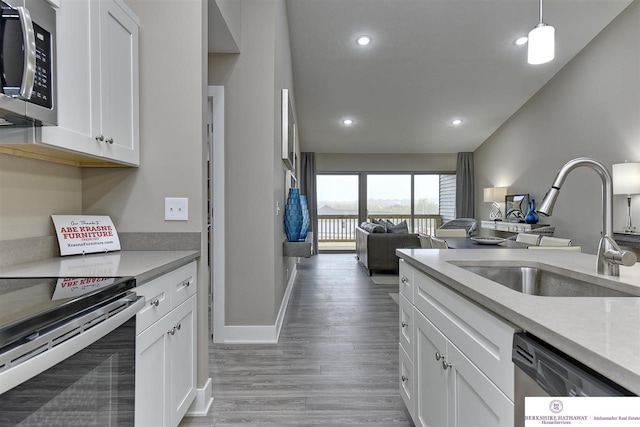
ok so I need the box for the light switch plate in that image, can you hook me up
[165,197,188,221]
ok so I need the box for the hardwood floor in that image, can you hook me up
[180,253,413,426]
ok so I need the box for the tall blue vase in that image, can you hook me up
[525,199,539,224]
[299,195,310,241]
[284,188,303,242]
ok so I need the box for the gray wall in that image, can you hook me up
[209,0,296,327]
[475,0,640,254]
[317,153,457,173]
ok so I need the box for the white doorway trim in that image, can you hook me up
[209,85,225,343]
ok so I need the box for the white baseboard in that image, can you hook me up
[222,264,297,343]
[185,377,213,417]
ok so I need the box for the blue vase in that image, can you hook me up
[525,199,539,224]
[299,195,310,241]
[284,188,303,241]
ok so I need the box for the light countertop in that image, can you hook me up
[396,248,640,395]
[0,250,200,285]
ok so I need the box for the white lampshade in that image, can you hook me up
[613,162,640,195]
[527,24,555,65]
[483,186,509,202]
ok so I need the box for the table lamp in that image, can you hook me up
[484,187,509,221]
[613,162,640,233]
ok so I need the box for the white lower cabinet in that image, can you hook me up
[399,261,517,427]
[135,262,197,427]
[414,309,513,427]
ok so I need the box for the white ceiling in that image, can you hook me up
[285,0,632,154]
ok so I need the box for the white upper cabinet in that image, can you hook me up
[90,0,139,164]
[38,0,140,166]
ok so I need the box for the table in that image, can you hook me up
[443,237,530,249]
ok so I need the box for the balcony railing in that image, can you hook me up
[317,214,442,243]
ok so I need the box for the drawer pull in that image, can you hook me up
[401,321,408,328]
[401,275,408,284]
[442,360,452,370]
[183,279,191,287]
[176,323,181,331]
[105,137,114,144]
[401,375,409,383]
[95,134,104,142]
[168,327,176,336]
[435,352,443,361]
[150,299,160,307]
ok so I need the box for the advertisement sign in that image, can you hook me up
[51,215,121,256]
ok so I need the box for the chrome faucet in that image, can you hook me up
[537,157,637,276]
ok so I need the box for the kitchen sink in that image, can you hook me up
[457,265,637,297]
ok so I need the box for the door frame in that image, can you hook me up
[208,85,225,343]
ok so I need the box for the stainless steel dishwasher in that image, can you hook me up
[512,332,634,427]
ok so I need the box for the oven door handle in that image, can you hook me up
[16,5,36,100]
[0,294,144,395]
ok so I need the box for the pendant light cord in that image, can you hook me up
[539,0,544,24]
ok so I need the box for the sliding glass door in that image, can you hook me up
[316,174,359,251]
[316,173,454,251]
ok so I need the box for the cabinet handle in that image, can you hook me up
[435,352,443,361]
[168,326,176,336]
[176,323,181,331]
[401,321,408,328]
[183,279,191,287]
[442,360,452,370]
[105,137,114,144]
[401,375,408,383]
[150,299,160,307]
[95,134,104,142]
[401,275,408,284]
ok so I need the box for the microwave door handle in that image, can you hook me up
[16,6,36,100]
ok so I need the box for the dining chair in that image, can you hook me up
[529,245,581,252]
[419,234,432,248]
[515,233,541,245]
[430,236,449,249]
[434,228,467,238]
[539,236,572,246]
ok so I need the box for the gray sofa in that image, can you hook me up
[355,226,419,275]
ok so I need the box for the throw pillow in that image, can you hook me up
[388,220,408,234]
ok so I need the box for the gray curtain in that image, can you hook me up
[300,152,318,254]
[455,152,474,218]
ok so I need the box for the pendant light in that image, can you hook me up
[527,0,555,65]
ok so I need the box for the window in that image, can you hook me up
[316,175,358,251]
[316,173,454,251]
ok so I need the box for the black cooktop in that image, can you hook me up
[0,276,135,351]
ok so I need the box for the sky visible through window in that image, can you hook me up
[317,174,440,213]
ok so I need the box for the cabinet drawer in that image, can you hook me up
[136,275,171,335]
[399,259,414,303]
[413,269,516,399]
[170,262,197,309]
[399,344,415,421]
[399,293,414,360]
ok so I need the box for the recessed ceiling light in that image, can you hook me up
[356,35,371,46]
[515,36,528,46]
[342,119,354,125]
[451,119,463,126]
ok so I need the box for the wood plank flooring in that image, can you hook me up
[179,253,413,426]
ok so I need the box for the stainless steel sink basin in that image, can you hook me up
[458,265,636,297]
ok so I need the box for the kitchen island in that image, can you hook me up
[396,248,640,395]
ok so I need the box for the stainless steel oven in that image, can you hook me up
[0,276,143,426]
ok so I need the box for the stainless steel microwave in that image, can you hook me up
[0,0,56,126]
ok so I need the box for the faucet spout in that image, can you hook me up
[539,157,636,276]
